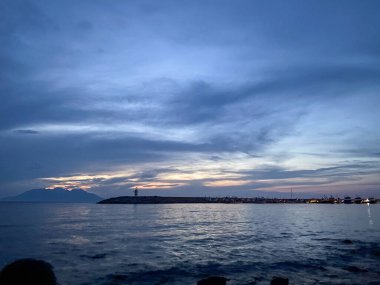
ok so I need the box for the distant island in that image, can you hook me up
[98,195,378,204]
[2,188,102,203]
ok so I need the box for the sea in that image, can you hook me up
[0,203,379,285]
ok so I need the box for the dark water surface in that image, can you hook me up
[0,203,379,285]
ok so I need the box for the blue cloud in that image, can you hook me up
[0,0,379,197]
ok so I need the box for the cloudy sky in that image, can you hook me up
[1,0,380,198]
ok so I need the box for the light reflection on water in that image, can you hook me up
[0,203,379,285]
[368,204,374,226]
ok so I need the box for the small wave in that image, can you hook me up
[80,253,107,260]
[270,261,327,272]
[101,267,193,285]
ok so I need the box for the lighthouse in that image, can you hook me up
[133,187,138,197]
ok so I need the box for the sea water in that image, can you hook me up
[0,203,379,285]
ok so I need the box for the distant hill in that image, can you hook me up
[2,188,102,203]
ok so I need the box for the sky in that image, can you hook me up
[1,0,380,198]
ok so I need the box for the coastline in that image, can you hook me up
[97,196,379,204]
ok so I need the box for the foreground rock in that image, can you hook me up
[197,276,229,285]
[0,259,57,285]
[271,276,289,285]
[342,239,353,244]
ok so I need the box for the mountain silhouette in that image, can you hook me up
[2,188,102,203]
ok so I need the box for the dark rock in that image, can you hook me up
[197,276,229,285]
[345,266,368,273]
[342,239,353,244]
[271,276,289,285]
[0,259,57,285]
[110,274,127,281]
